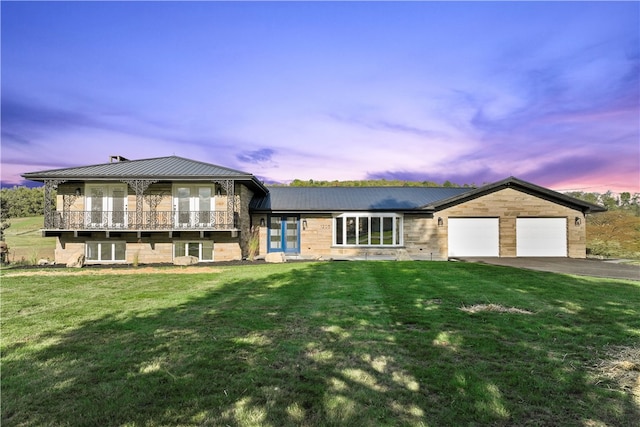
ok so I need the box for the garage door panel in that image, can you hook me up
[517,218,567,257]
[448,218,499,257]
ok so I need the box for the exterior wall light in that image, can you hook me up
[437,217,444,226]
[260,218,265,227]
[575,216,582,226]
[302,219,308,230]
[75,188,82,196]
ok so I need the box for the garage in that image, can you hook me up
[516,218,567,257]
[448,218,499,257]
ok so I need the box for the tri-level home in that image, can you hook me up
[23,155,605,265]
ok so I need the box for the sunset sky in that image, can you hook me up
[2,1,638,193]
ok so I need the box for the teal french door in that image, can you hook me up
[268,216,299,253]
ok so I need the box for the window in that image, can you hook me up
[86,241,126,262]
[173,185,216,227]
[334,214,403,246]
[174,241,214,261]
[86,184,128,228]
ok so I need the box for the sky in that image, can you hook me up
[1,1,639,193]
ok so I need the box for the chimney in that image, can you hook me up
[110,155,129,163]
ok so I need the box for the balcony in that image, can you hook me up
[44,210,238,231]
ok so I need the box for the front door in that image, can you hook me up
[268,216,299,253]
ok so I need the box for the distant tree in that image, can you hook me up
[0,186,54,218]
[284,179,465,188]
[0,196,10,241]
[587,210,640,258]
[619,192,631,208]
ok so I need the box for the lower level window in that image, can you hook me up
[334,214,403,246]
[174,241,214,261]
[86,241,126,262]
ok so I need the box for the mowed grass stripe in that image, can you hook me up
[1,262,638,426]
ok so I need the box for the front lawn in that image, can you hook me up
[1,262,639,426]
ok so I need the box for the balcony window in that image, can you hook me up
[86,184,127,228]
[173,185,216,228]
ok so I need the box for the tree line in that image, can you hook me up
[284,179,473,188]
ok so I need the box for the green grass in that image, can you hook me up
[2,216,55,264]
[1,262,639,426]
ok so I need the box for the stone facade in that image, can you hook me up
[253,187,587,261]
[36,164,597,264]
[49,180,249,265]
[437,188,585,258]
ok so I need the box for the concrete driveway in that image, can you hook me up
[456,257,640,281]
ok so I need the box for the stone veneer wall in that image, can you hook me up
[248,188,587,260]
[54,231,243,264]
[252,213,442,260]
[437,188,586,258]
[52,181,250,264]
[402,214,443,260]
[299,215,334,259]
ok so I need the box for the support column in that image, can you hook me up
[214,179,235,228]
[43,179,66,228]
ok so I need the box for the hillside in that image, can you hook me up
[2,216,55,264]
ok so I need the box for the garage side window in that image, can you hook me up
[334,213,402,246]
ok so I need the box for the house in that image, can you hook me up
[22,155,605,265]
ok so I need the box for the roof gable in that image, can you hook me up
[428,176,606,213]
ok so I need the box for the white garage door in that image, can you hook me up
[516,218,567,257]
[448,218,499,257]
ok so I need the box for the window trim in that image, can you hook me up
[85,241,127,263]
[333,213,403,247]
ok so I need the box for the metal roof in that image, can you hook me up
[22,156,269,194]
[22,156,251,179]
[250,186,471,212]
[251,177,606,214]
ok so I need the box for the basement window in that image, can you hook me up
[334,213,403,246]
[174,241,214,261]
[86,241,126,262]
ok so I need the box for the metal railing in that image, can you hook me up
[45,211,238,231]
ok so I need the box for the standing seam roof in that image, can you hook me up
[21,156,256,179]
[250,187,472,211]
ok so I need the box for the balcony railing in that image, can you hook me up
[45,211,238,231]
